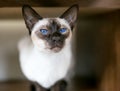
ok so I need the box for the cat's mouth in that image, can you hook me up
[50,45,62,52]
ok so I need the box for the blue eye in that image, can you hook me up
[40,29,48,35]
[59,28,67,33]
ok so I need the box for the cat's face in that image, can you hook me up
[31,18,72,52]
[22,5,79,53]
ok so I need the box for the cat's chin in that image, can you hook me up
[50,47,62,53]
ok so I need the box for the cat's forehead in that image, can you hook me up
[32,18,71,31]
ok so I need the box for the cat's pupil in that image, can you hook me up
[59,28,67,33]
[40,29,48,35]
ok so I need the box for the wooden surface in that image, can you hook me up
[0,81,97,91]
[115,12,120,91]
[99,11,120,91]
[0,0,119,7]
[0,81,30,91]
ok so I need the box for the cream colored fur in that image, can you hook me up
[18,18,73,88]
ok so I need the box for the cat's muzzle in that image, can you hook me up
[50,44,63,52]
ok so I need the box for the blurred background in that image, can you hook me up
[0,0,120,91]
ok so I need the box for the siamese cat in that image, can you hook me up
[18,4,79,91]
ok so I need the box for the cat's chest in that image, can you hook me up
[21,49,72,88]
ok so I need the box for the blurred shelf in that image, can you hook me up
[0,7,119,20]
[0,80,97,91]
[0,0,119,8]
[0,80,30,91]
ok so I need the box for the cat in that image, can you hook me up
[18,4,79,91]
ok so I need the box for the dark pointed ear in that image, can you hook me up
[22,5,42,34]
[60,4,79,30]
